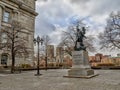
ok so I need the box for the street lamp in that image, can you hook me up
[33,36,44,76]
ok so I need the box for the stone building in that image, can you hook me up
[56,47,64,63]
[47,45,54,62]
[95,53,103,62]
[0,0,37,66]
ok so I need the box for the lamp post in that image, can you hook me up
[34,36,43,76]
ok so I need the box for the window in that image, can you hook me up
[1,54,8,65]
[1,33,7,43]
[3,11,10,23]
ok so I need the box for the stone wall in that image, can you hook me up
[0,0,37,66]
[21,0,36,9]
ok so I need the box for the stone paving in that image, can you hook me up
[0,69,120,90]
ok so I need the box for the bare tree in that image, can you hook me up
[59,23,96,56]
[98,11,120,49]
[58,30,75,56]
[0,20,29,73]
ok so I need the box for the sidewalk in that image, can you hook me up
[0,69,120,90]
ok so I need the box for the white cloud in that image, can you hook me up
[49,25,67,45]
[35,0,120,55]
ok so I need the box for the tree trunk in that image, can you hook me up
[11,39,15,73]
[11,51,15,73]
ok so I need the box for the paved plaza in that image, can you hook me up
[0,69,120,90]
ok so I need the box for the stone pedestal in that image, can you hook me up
[72,51,90,68]
[68,68,94,77]
[64,50,98,78]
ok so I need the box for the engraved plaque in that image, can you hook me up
[72,51,83,65]
[72,51,90,68]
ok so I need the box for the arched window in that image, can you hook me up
[1,54,8,66]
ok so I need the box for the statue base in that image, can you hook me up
[64,50,98,78]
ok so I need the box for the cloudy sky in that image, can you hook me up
[35,0,120,56]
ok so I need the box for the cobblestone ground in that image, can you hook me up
[0,69,120,90]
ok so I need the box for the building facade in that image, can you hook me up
[89,53,120,66]
[56,47,64,63]
[47,45,54,61]
[0,0,37,66]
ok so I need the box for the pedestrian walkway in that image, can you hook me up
[0,69,120,90]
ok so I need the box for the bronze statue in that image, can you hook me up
[74,25,86,51]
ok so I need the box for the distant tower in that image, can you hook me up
[47,45,54,61]
[56,47,64,63]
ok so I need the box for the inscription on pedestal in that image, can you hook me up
[72,51,90,68]
[72,53,83,65]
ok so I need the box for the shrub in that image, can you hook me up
[20,64,32,68]
[97,63,115,66]
[48,63,54,67]
[59,63,63,67]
